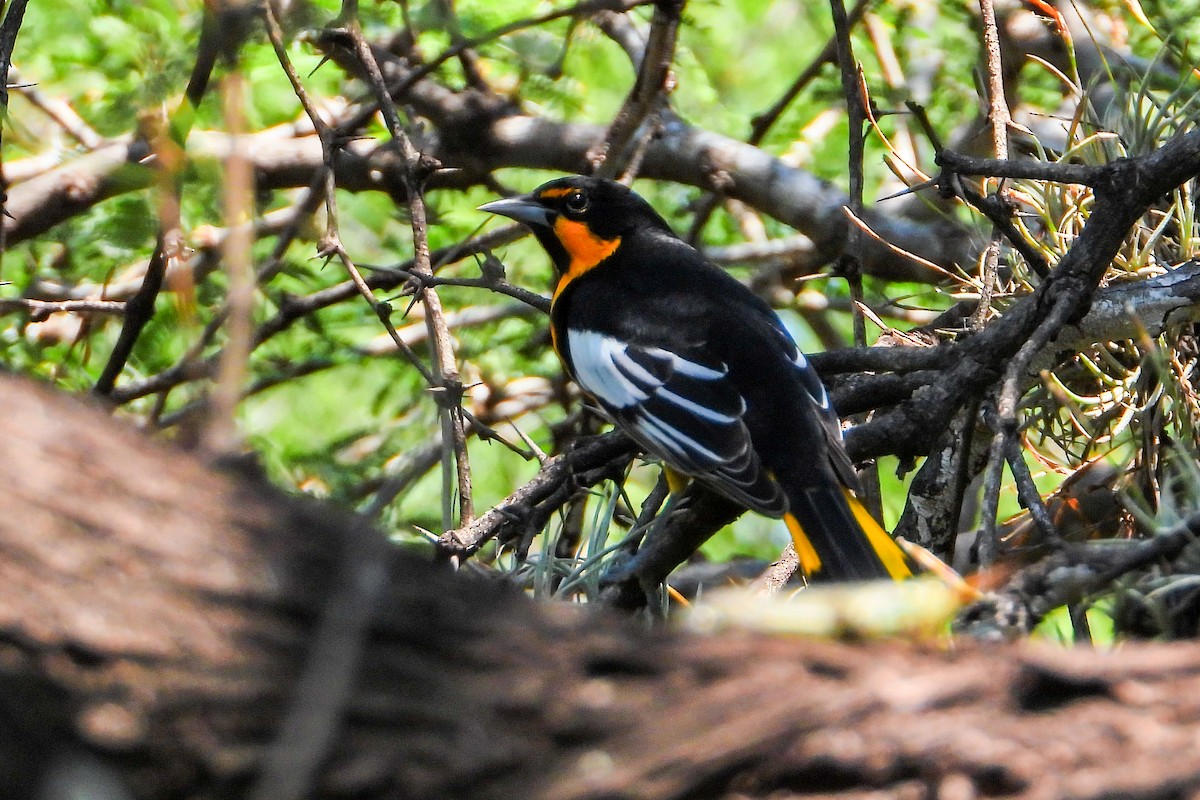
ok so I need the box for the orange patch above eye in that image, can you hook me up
[552,218,621,302]
[537,186,577,199]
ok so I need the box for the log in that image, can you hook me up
[2,374,1200,800]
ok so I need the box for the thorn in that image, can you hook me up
[878,176,940,202]
[479,251,507,283]
[307,54,334,79]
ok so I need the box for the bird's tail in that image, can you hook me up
[782,484,912,582]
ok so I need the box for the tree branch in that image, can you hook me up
[436,432,638,559]
[588,0,682,178]
[846,131,1200,464]
[10,373,1200,800]
[957,513,1200,640]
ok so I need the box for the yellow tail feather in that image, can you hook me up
[844,490,913,580]
[783,512,823,576]
[663,465,691,494]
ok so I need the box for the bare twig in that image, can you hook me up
[969,0,1015,332]
[269,0,476,525]
[156,305,539,433]
[361,376,555,520]
[827,2,868,331]
[972,0,1018,560]
[687,0,870,242]
[810,343,951,376]
[263,4,434,384]
[589,0,683,179]
[750,0,871,146]
[352,0,656,134]
[143,181,326,424]
[0,298,126,317]
[829,0,881,519]
[106,225,527,406]
[344,17,474,529]
[936,150,1107,186]
[593,9,645,66]
[202,64,256,456]
[1003,431,1058,546]
[9,66,103,149]
[957,512,1200,640]
[951,179,1051,279]
[994,296,1075,519]
[93,240,169,398]
[186,7,222,109]
[436,432,637,559]
[383,265,551,313]
[977,416,1007,570]
[0,0,31,258]
[435,0,488,90]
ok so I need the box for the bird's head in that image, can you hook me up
[479,175,669,274]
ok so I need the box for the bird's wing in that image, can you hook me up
[566,328,786,516]
[768,322,861,491]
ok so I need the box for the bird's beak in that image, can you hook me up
[478,195,553,228]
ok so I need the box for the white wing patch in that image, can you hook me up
[565,328,785,516]
[569,330,651,408]
[658,351,725,380]
[634,407,728,465]
[568,329,731,409]
[793,347,831,410]
[654,387,739,424]
[768,314,853,486]
[771,318,832,411]
[567,329,738,463]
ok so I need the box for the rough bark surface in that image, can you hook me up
[4,374,1200,800]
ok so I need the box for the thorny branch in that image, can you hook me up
[436,432,637,560]
[972,0,1017,563]
[264,3,477,527]
[342,13,475,528]
[848,130,1200,466]
[266,13,437,389]
[828,0,880,520]
[93,239,170,398]
[0,0,29,258]
[958,512,1200,640]
[102,225,525,406]
[0,298,126,318]
[973,0,1013,326]
[588,0,683,179]
[204,35,256,457]
[686,0,871,242]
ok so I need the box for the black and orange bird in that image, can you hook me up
[480,176,911,582]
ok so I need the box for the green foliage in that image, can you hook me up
[4,0,1200,637]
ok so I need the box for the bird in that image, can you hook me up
[479,176,911,582]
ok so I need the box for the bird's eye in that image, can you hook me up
[564,190,589,214]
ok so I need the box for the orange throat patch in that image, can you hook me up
[551,218,621,303]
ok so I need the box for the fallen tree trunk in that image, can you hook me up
[2,374,1200,800]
